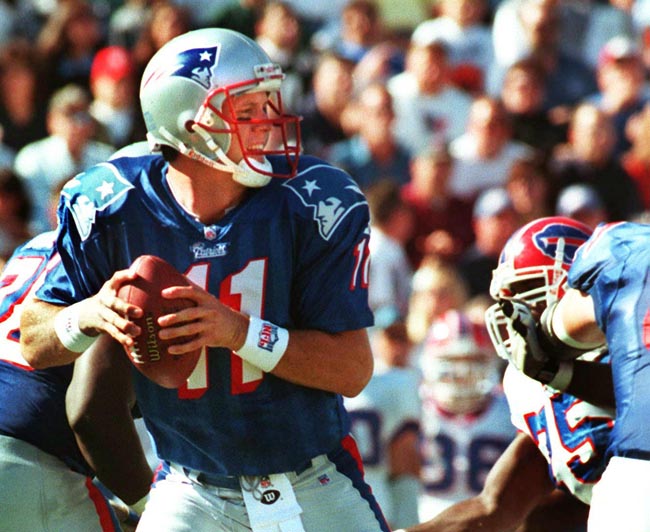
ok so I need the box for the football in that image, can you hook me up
[118,255,200,389]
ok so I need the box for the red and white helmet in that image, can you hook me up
[485,216,593,360]
[420,309,499,415]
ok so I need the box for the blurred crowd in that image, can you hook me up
[1,0,649,528]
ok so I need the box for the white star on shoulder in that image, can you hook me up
[302,180,321,197]
[200,51,212,62]
[96,180,115,200]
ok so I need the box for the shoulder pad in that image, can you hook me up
[61,162,135,240]
[282,160,367,241]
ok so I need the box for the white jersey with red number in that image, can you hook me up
[503,363,613,504]
[418,389,516,521]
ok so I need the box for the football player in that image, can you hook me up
[344,306,422,530]
[0,232,152,531]
[501,220,650,532]
[398,216,614,532]
[19,28,388,532]
[416,308,516,522]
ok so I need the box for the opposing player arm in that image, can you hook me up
[403,433,555,532]
[550,288,605,348]
[66,334,153,505]
[499,289,611,404]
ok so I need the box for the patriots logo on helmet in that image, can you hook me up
[283,170,367,241]
[533,223,592,263]
[143,46,220,90]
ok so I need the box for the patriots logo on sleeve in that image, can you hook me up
[62,163,135,241]
[283,169,367,240]
[142,46,220,90]
[533,223,592,263]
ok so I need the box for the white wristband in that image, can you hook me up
[547,360,574,391]
[54,302,98,353]
[235,316,289,372]
[551,303,603,350]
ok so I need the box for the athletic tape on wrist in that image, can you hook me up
[54,302,98,353]
[550,304,603,350]
[538,302,585,359]
[235,316,289,372]
[546,360,574,391]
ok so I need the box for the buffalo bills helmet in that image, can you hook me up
[140,28,301,187]
[485,216,593,360]
[420,309,499,415]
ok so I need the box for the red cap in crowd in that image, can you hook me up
[90,46,135,83]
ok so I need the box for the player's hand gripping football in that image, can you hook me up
[498,298,563,385]
[76,268,143,348]
[156,282,249,355]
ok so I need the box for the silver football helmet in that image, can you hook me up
[140,28,301,187]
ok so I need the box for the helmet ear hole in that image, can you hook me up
[184,120,196,133]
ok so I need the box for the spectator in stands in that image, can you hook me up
[406,257,470,348]
[411,0,494,94]
[500,57,567,162]
[448,95,534,201]
[0,168,32,261]
[401,144,474,268]
[312,0,384,64]
[130,1,192,79]
[254,1,313,113]
[457,186,520,297]
[299,52,356,158]
[586,34,649,158]
[107,0,152,49]
[14,84,114,234]
[326,82,411,190]
[35,0,105,92]
[0,39,50,152]
[505,157,554,224]
[491,0,598,108]
[88,46,145,149]
[622,101,650,210]
[550,102,642,221]
[365,179,414,316]
[387,40,473,155]
[207,0,266,39]
[555,182,609,229]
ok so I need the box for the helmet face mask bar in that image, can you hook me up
[192,67,301,180]
[484,216,593,361]
[140,28,302,187]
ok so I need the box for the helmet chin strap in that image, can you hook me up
[155,127,272,188]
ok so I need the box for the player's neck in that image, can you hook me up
[166,155,248,224]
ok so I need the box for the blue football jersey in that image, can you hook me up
[36,154,374,476]
[0,232,92,476]
[569,221,650,459]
